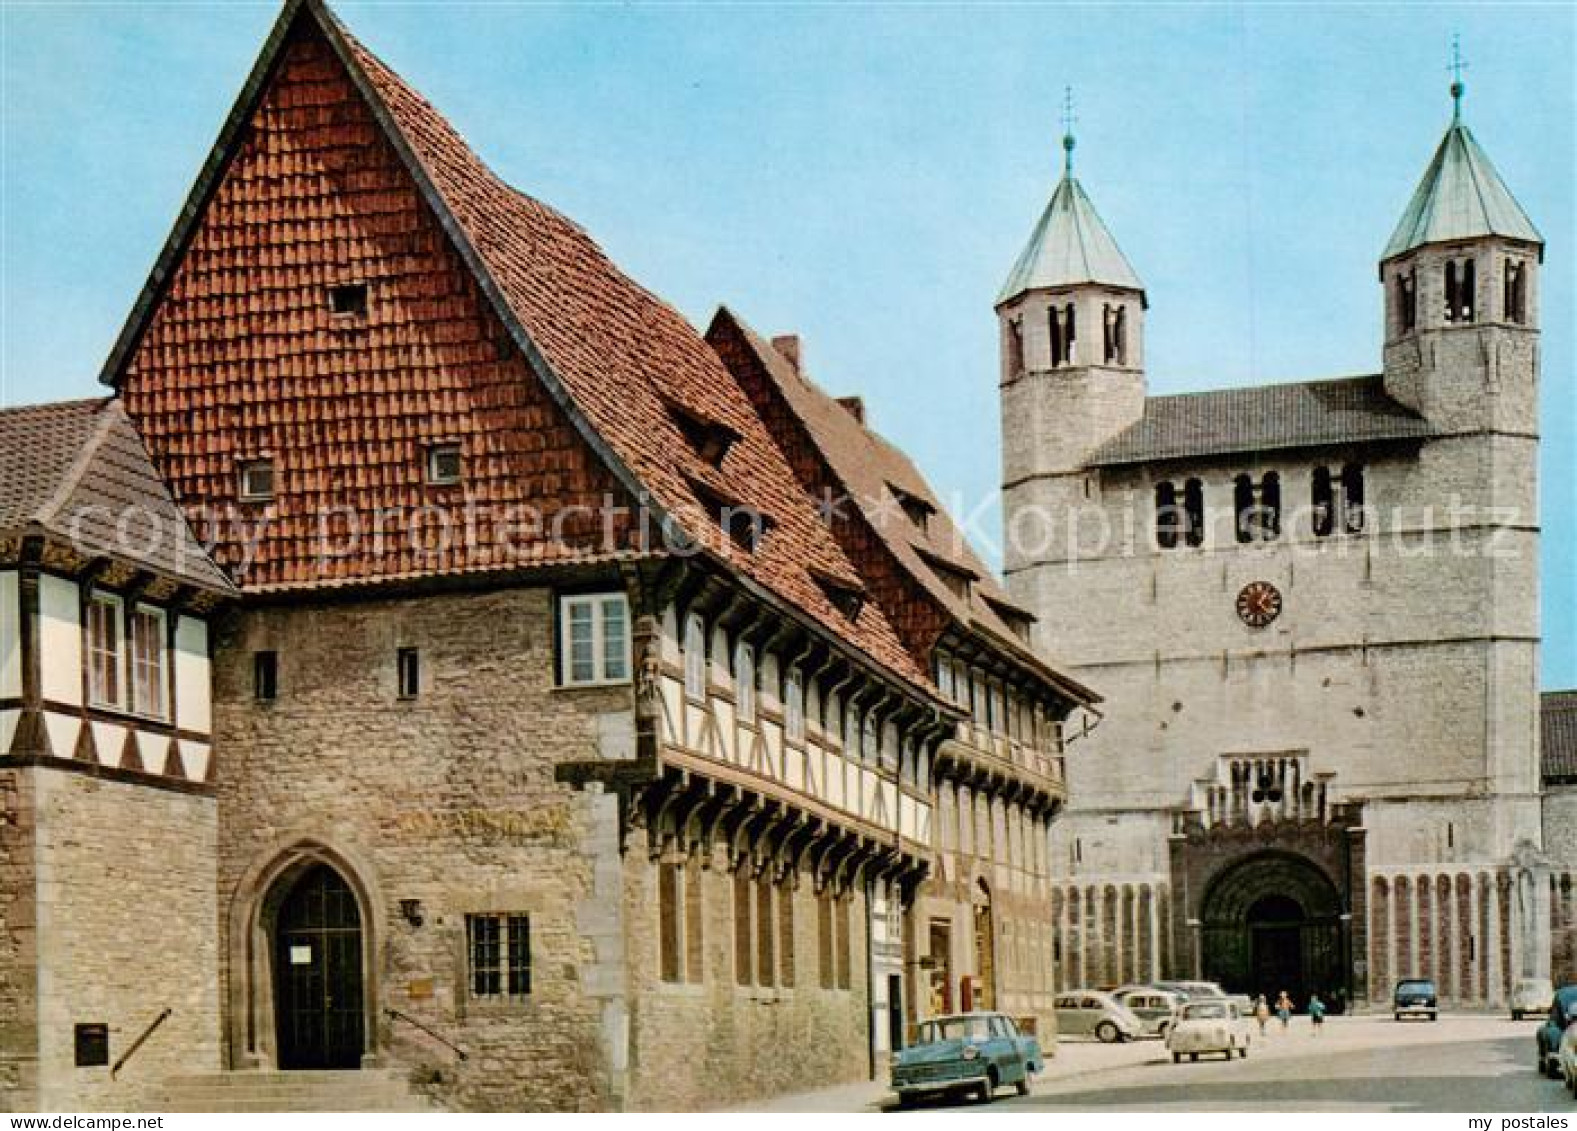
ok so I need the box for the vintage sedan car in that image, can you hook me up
[1053,990,1145,1043]
[890,1012,1042,1105]
[1154,979,1228,1001]
[1393,978,1438,1021]
[1559,1020,1577,1095]
[1513,977,1555,1021]
[1166,998,1253,1062]
[1538,986,1577,1077]
[1113,988,1184,1038]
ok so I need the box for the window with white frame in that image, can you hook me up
[734,642,756,725]
[784,669,805,743]
[684,614,707,702]
[559,593,630,686]
[86,592,123,708]
[129,605,167,718]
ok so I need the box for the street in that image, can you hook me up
[742,1015,1573,1113]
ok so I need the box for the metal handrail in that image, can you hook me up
[111,1007,172,1080]
[386,1007,468,1061]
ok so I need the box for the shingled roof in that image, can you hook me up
[1544,691,1577,784]
[95,0,928,689]
[1091,375,1435,467]
[708,310,1098,707]
[0,398,231,591]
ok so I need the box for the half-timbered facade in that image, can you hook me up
[707,312,1099,1041]
[0,398,233,1110]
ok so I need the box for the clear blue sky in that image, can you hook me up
[2,2,1572,687]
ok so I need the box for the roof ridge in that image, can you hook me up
[1144,373,1387,401]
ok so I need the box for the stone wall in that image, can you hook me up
[28,768,219,1111]
[0,770,38,1110]
[623,841,871,1111]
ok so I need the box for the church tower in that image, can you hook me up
[998,123,1146,580]
[1380,73,1543,437]
[1379,73,1545,814]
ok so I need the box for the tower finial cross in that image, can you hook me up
[1061,86,1077,175]
[1448,33,1469,120]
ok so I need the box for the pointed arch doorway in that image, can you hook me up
[273,863,366,1069]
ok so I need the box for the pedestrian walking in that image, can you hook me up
[1275,990,1293,1030]
[1254,994,1271,1036]
[1309,993,1326,1035]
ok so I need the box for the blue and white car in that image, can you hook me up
[890,1012,1042,1105]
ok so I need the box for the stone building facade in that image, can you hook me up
[3,0,1096,1112]
[1000,94,1552,1008]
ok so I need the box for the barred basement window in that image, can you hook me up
[467,913,531,998]
[254,651,279,702]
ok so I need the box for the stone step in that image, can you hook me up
[154,1070,436,1113]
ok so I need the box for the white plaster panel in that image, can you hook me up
[38,574,81,706]
[174,615,212,734]
[0,571,19,699]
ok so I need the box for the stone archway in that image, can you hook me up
[1198,850,1345,1005]
[227,838,383,1070]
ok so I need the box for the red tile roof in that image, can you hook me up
[102,0,928,687]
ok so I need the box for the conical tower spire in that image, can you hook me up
[1381,46,1543,263]
[997,101,1144,307]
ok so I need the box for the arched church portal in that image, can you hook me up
[1199,851,1346,1006]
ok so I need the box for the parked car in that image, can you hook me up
[1154,979,1228,1001]
[1053,990,1145,1043]
[1513,977,1555,1021]
[1393,978,1438,1021]
[890,1012,1041,1105]
[1537,986,1577,1077]
[1113,988,1184,1038]
[1559,1021,1577,1095]
[1166,998,1253,1062]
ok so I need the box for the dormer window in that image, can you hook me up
[813,571,865,622]
[1444,257,1475,323]
[1049,303,1075,367]
[238,459,275,502]
[425,443,462,486]
[1505,260,1528,324]
[1397,269,1417,333]
[914,545,976,603]
[1103,304,1127,365]
[668,402,740,468]
[328,282,368,317]
[887,483,934,533]
[688,477,772,553]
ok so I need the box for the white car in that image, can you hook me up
[1166,998,1253,1063]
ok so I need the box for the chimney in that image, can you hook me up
[836,396,866,426]
[771,334,801,373]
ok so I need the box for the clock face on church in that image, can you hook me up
[1236,581,1283,628]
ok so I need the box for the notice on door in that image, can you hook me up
[290,945,313,965]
